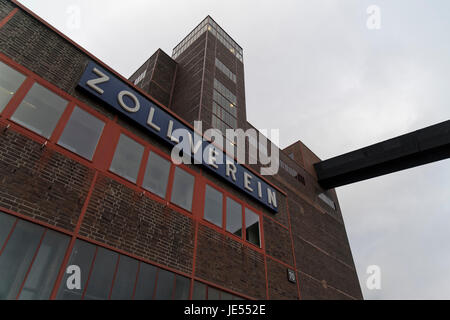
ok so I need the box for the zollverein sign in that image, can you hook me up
[78,61,278,213]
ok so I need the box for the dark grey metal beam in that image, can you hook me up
[314,120,450,189]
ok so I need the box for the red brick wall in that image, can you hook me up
[0,128,94,232]
[79,174,195,274]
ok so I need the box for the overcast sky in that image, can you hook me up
[19,0,450,299]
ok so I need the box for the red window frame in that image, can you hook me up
[201,181,265,252]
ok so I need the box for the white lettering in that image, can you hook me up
[66,265,81,290]
[244,172,253,192]
[86,68,109,94]
[118,90,140,113]
[267,188,277,208]
[257,181,262,198]
[167,120,180,143]
[208,147,219,169]
[226,162,237,182]
[147,107,161,132]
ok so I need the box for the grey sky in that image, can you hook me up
[18,0,450,299]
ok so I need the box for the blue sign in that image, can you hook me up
[78,61,278,213]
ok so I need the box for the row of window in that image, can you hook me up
[215,58,237,83]
[0,59,263,249]
[0,212,70,300]
[206,17,244,62]
[57,239,191,300]
[203,185,261,248]
[318,193,336,210]
[0,211,244,300]
[213,102,237,129]
[133,70,146,86]
[110,134,196,212]
[172,17,244,63]
[193,281,243,300]
[213,90,237,118]
[214,79,237,105]
[172,18,209,60]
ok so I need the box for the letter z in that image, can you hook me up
[87,68,110,95]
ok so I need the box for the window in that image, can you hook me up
[142,152,172,198]
[204,185,223,227]
[83,247,118,300]
[0,214,70,300]
[0,61,26,113]
[215,58,236,83]
[11,83,68,138]
[154,269,175,300]
[110,134,145,183]
[319,193,336,210]
[134,263,157,300]
[226,198,242,237]
[18,230,70,300]
[174,276,190,300]
[192,281,244,300]
[213,102,237,129]
[171,167,195,212]
[55,239,189,300]
[0,211,16,249]
[110,255,139,300]
[0,219,43,299]
[214,79,237,105]
[192,281,206,300]
[213,90,237,117]
[245,208,261,247]
[208,287,221,300]
[56,240,97,300]
[57,107,105,160]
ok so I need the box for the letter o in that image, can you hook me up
[118,90,140,113]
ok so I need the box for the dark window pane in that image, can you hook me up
[110,255,139,300]
[170,167,194,212]
[134,263,157,300]
[19,230,70,300]
[142,152,171,198]
[0,61,26,113]
[0,220,44,299]
[208,287,220,300]
[154,269,175,300]
[173,276,190,300]
[245,209,261,247]
[58,107,105,160]
[192,281,206,300]
[110,134,144,183]
[221,292,233,300]
[56,240,96,300]
[0,211,16,250]
[83,247,118,300]
[226,198,242,237]
[11,83,68,138]
[204,185,223,227]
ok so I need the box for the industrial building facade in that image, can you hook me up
[0,0,363,300]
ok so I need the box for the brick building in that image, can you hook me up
[0,0,362,300]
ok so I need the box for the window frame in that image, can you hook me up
[56,105,107,161]
[202,181,264,251]
[0,55,110,167]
